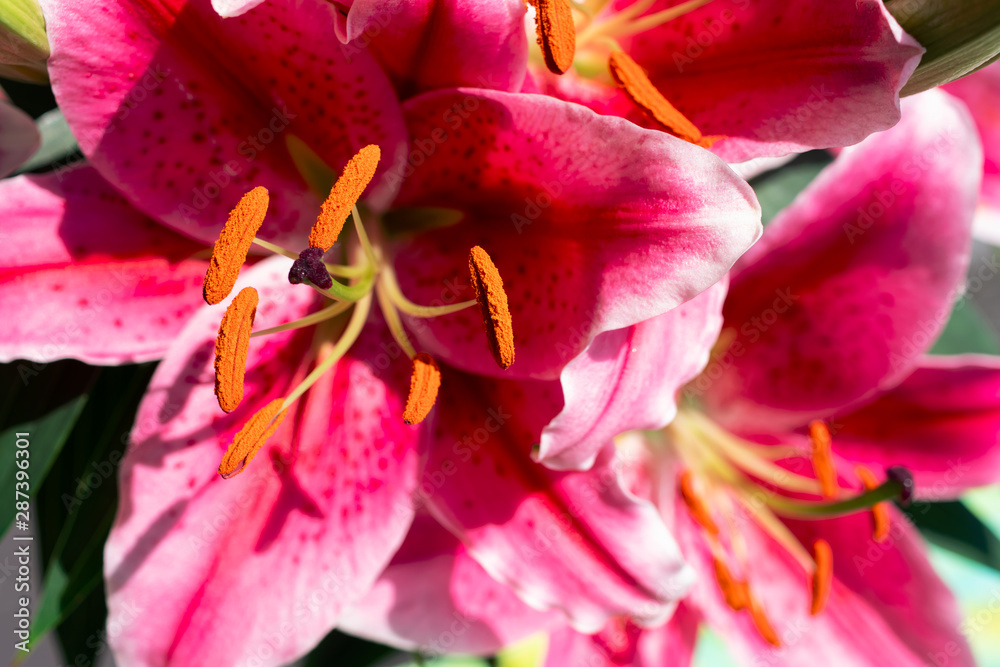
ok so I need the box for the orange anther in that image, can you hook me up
[748,596,782,647]
[468,246,515,370]
[403,353,441,425]
[810,538,833,615]
[218,398,288,479]
[678,471,719,536]
[214,286,259,413]
[608,50,714,147]
[308,144,381,251]
[533,0,575,75]
[714,558,749,611]
[856,465,891,542]
[204,186,269,305]
[809,421,838,499]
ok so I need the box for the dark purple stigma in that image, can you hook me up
[288,247,333,289]
[886,466,915,507]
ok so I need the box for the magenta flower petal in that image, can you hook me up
[421,371,695,632]
[393,89,760,380]
[0,93,39,176]
[537,280,728,471]
[707,90,981,432]
[39,0,407,246]
[340,512,563,654]
[106,259,421,667]
[826,354,1000,499]
[544,607,699,667]
[620,0,921,160]
[943,63,1000,245]
[0,166,207,365]
[337,0,528,94]
[787,511,975,667]
[671,498,970,665]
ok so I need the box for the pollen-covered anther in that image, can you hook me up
[810,538,833,616]
[608,50,715,147]
[856,465,890,542]
[214,286,259,413]
[809,421,839,499]
[203,186,270,305]
[713,558,749,611]
[533,0,575,75]
[403,353,441,425]
[309,144,381,252]
[468,246,515,370]
[218,398,288,479]
[748,596,782,647]
[288,247,334,289]
[678,471,719,536]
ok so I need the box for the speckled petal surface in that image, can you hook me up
[39,0,408,247]
[105,258,421,667]
[0,166,207,364]
[392,89,760,381]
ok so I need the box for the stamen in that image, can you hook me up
[679,471,719,536]
[809,421,838,499]
[214,287,259,413]
[468,246,515,369]
[810,538,832,615]
[748,596,781,647]
[533,0,576,75]
[250,300,354,338]
[403,353,441,425]
[218,398,288,479]
[288,247,334,289]
[203,186,269,305]
[856,465,890,542]
[607,50,715,147]
[308,145,381,252]
[713,558,749,611]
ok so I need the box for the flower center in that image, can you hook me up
[665,408,913,645]
[202,145,515,478]
[528,0,719,146]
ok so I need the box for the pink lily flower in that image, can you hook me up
[525,0,923,162]
[538,89,992,666]
[942,62,1000,245]
[100,82,759,665]
[25,4,762,664]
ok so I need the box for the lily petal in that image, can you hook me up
[537,279,728,471]
[209,0,263,18]
[827,354,1000,500]
[421,369,695,633]
[543,607,699,667]
[337,0,528,95]
[40,0,407,246]
[706,90,980,432]
[670,489,970,665]
[943,62,1000,245]
[106,258,421,667]
[340,512,563,655]
[393,89,760,380]
[611,0,922,161]
[0,165,207,365]
[787,510,974,667]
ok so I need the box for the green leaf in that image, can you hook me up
[304,630,396,667]
[32,363,156,664]
[0,396,87,534]
[749,154,831,225]
[904,500,1000,573]
[930,301,1000,355]
[17,108,82,174]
